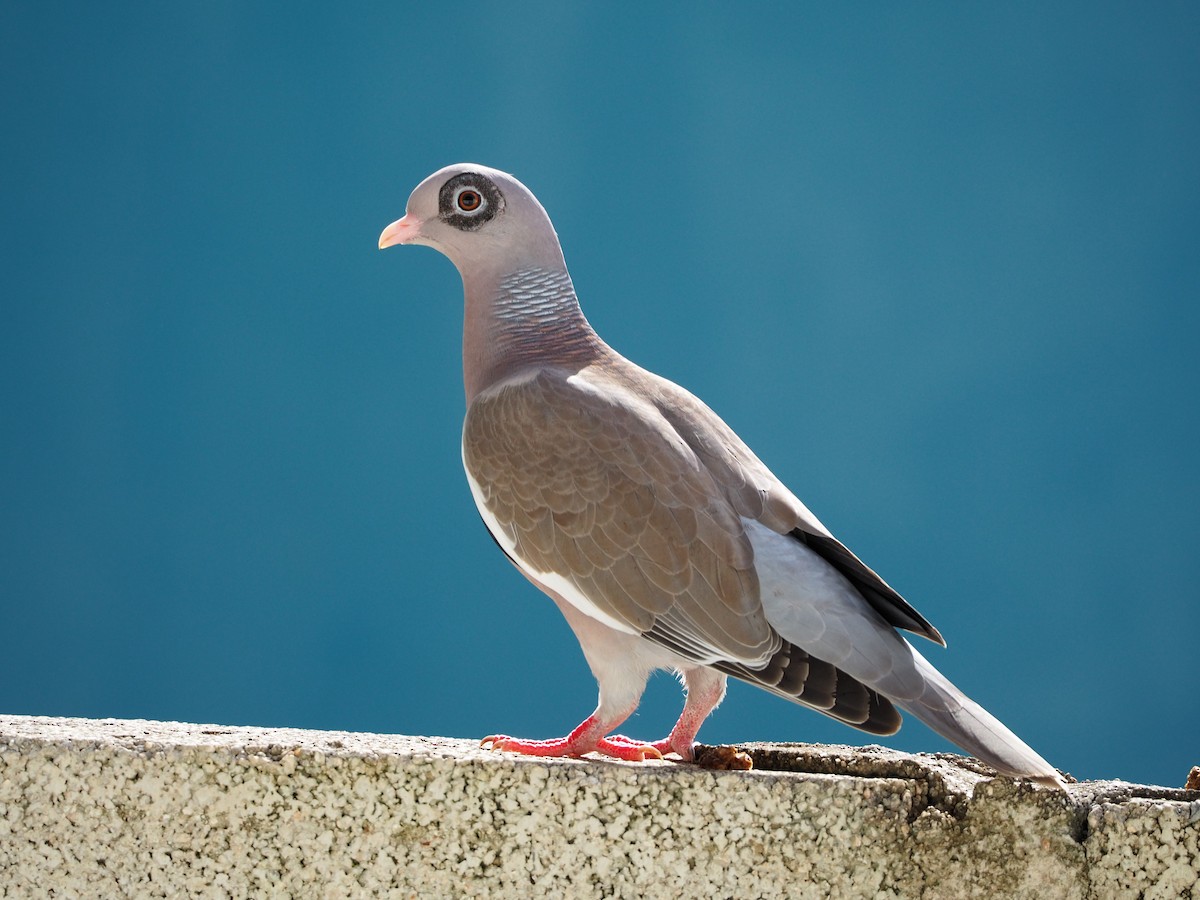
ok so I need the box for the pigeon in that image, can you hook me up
[378,163,1064,789]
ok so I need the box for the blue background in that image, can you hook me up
[2,5,1196,788]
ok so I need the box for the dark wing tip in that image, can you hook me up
[790,528,946,646]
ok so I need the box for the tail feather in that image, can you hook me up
[739,519,1064,788]
[898,648,1065,789]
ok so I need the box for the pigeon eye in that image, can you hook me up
[440,173,503,230]
[457,189,483,212]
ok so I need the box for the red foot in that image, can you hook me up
[595,736,663,761]
[480,733,663,762]
[607,734,696,761]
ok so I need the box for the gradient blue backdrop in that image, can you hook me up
[2,5,1196,788]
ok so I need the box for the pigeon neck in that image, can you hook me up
[463,266,604,403]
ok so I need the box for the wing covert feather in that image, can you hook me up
[640,367,944,646]
[463,369,779,664]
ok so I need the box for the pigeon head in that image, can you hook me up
[378,163,567,277]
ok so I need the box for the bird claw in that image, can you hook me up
[597,735,665,762]
[607,734,692,760]
[480,734,546,754]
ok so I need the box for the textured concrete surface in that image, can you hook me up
[1,716,1196,899]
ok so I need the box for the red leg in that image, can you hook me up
[610,668,727,761]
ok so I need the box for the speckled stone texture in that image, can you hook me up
[1,717,1196,898]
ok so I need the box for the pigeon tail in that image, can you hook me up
[898,648,1065,789]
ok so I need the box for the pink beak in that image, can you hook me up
[378,214,422,249]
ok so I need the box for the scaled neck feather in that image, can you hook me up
[463,266,606,403]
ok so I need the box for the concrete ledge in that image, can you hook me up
[1,716,1197,898]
